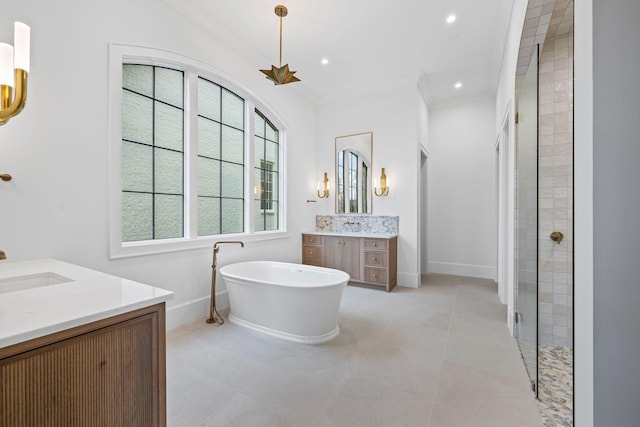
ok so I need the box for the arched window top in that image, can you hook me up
[109,44,287,258]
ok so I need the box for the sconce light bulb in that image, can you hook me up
[14,22,30,72]
[0,43,14,87]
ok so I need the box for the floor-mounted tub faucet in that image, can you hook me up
[207,241,245,325]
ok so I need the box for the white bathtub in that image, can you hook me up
[220,261,349,344]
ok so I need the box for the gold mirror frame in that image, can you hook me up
[335,132,373,214]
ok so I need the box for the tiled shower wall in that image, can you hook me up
[538,33,574,348]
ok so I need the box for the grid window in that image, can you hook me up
[348,152,359,213]
[337,151,345,213]
[254,110,279,232]
[337,149,368,214]
[197,77,245,236]
[260,160,274,210]
[115,53,284,256]
[121,64,184,242]
[361,162,368,213]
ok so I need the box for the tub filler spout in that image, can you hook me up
[206,241,245,325]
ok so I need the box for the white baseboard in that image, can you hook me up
[166,290,229,330]
[428,261,495,280]
[397,272,420,288]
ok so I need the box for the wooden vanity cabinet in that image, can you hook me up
[323,236,361,282]
[363,238,397,292]
[0,303,167,426]
[302,234,397,292]
[302,234,324,266]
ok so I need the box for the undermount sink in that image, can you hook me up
[0,272,73,295]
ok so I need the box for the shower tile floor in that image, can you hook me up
[538,344,573,426]
[166,274,544,426]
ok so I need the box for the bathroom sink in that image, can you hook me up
[0,272,73,295]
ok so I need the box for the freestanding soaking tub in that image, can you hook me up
[219,261,349,344]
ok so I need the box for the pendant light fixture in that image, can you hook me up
[260,5,301,85]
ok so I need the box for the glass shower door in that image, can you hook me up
[515,45,539,394]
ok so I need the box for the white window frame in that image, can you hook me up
[108,43,288,259]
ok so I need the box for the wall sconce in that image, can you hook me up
[0,22,30,125]
[374,168,390,197]
[317,172,329,198]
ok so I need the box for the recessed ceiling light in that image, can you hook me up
[454,82,463,89]
[446,14,457,24]
[321,58,329,65]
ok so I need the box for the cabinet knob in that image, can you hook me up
[373,273,377,278]
[310,250,313,255]
[372,243,377,247]
[373,257,377,261]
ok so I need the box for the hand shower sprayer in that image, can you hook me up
[206,241,245,325]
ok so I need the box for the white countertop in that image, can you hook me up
[303,231,398,239]
[0,258,174,349]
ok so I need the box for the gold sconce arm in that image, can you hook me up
[0,69,28,125]
[374,167,389,197]
[317,172,330,198]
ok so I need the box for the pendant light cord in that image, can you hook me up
[279,14,283,67]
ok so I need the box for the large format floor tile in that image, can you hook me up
[166,274,544,426]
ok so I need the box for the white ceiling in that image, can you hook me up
[162,0,515,105]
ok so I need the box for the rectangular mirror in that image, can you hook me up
[335,132,373,213]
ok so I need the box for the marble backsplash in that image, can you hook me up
[316,215,399,234]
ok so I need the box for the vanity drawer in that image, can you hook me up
[364,267,387,285]
[302,245,323,261]
[363,239,387,250]
[303,234,323,245]
[364,251,387,267]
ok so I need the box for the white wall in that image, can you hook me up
[592,0,640,424]
[427,97,497,279]
[316,82,421,287]
[574,0,594,424]
[0,0,318,328]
